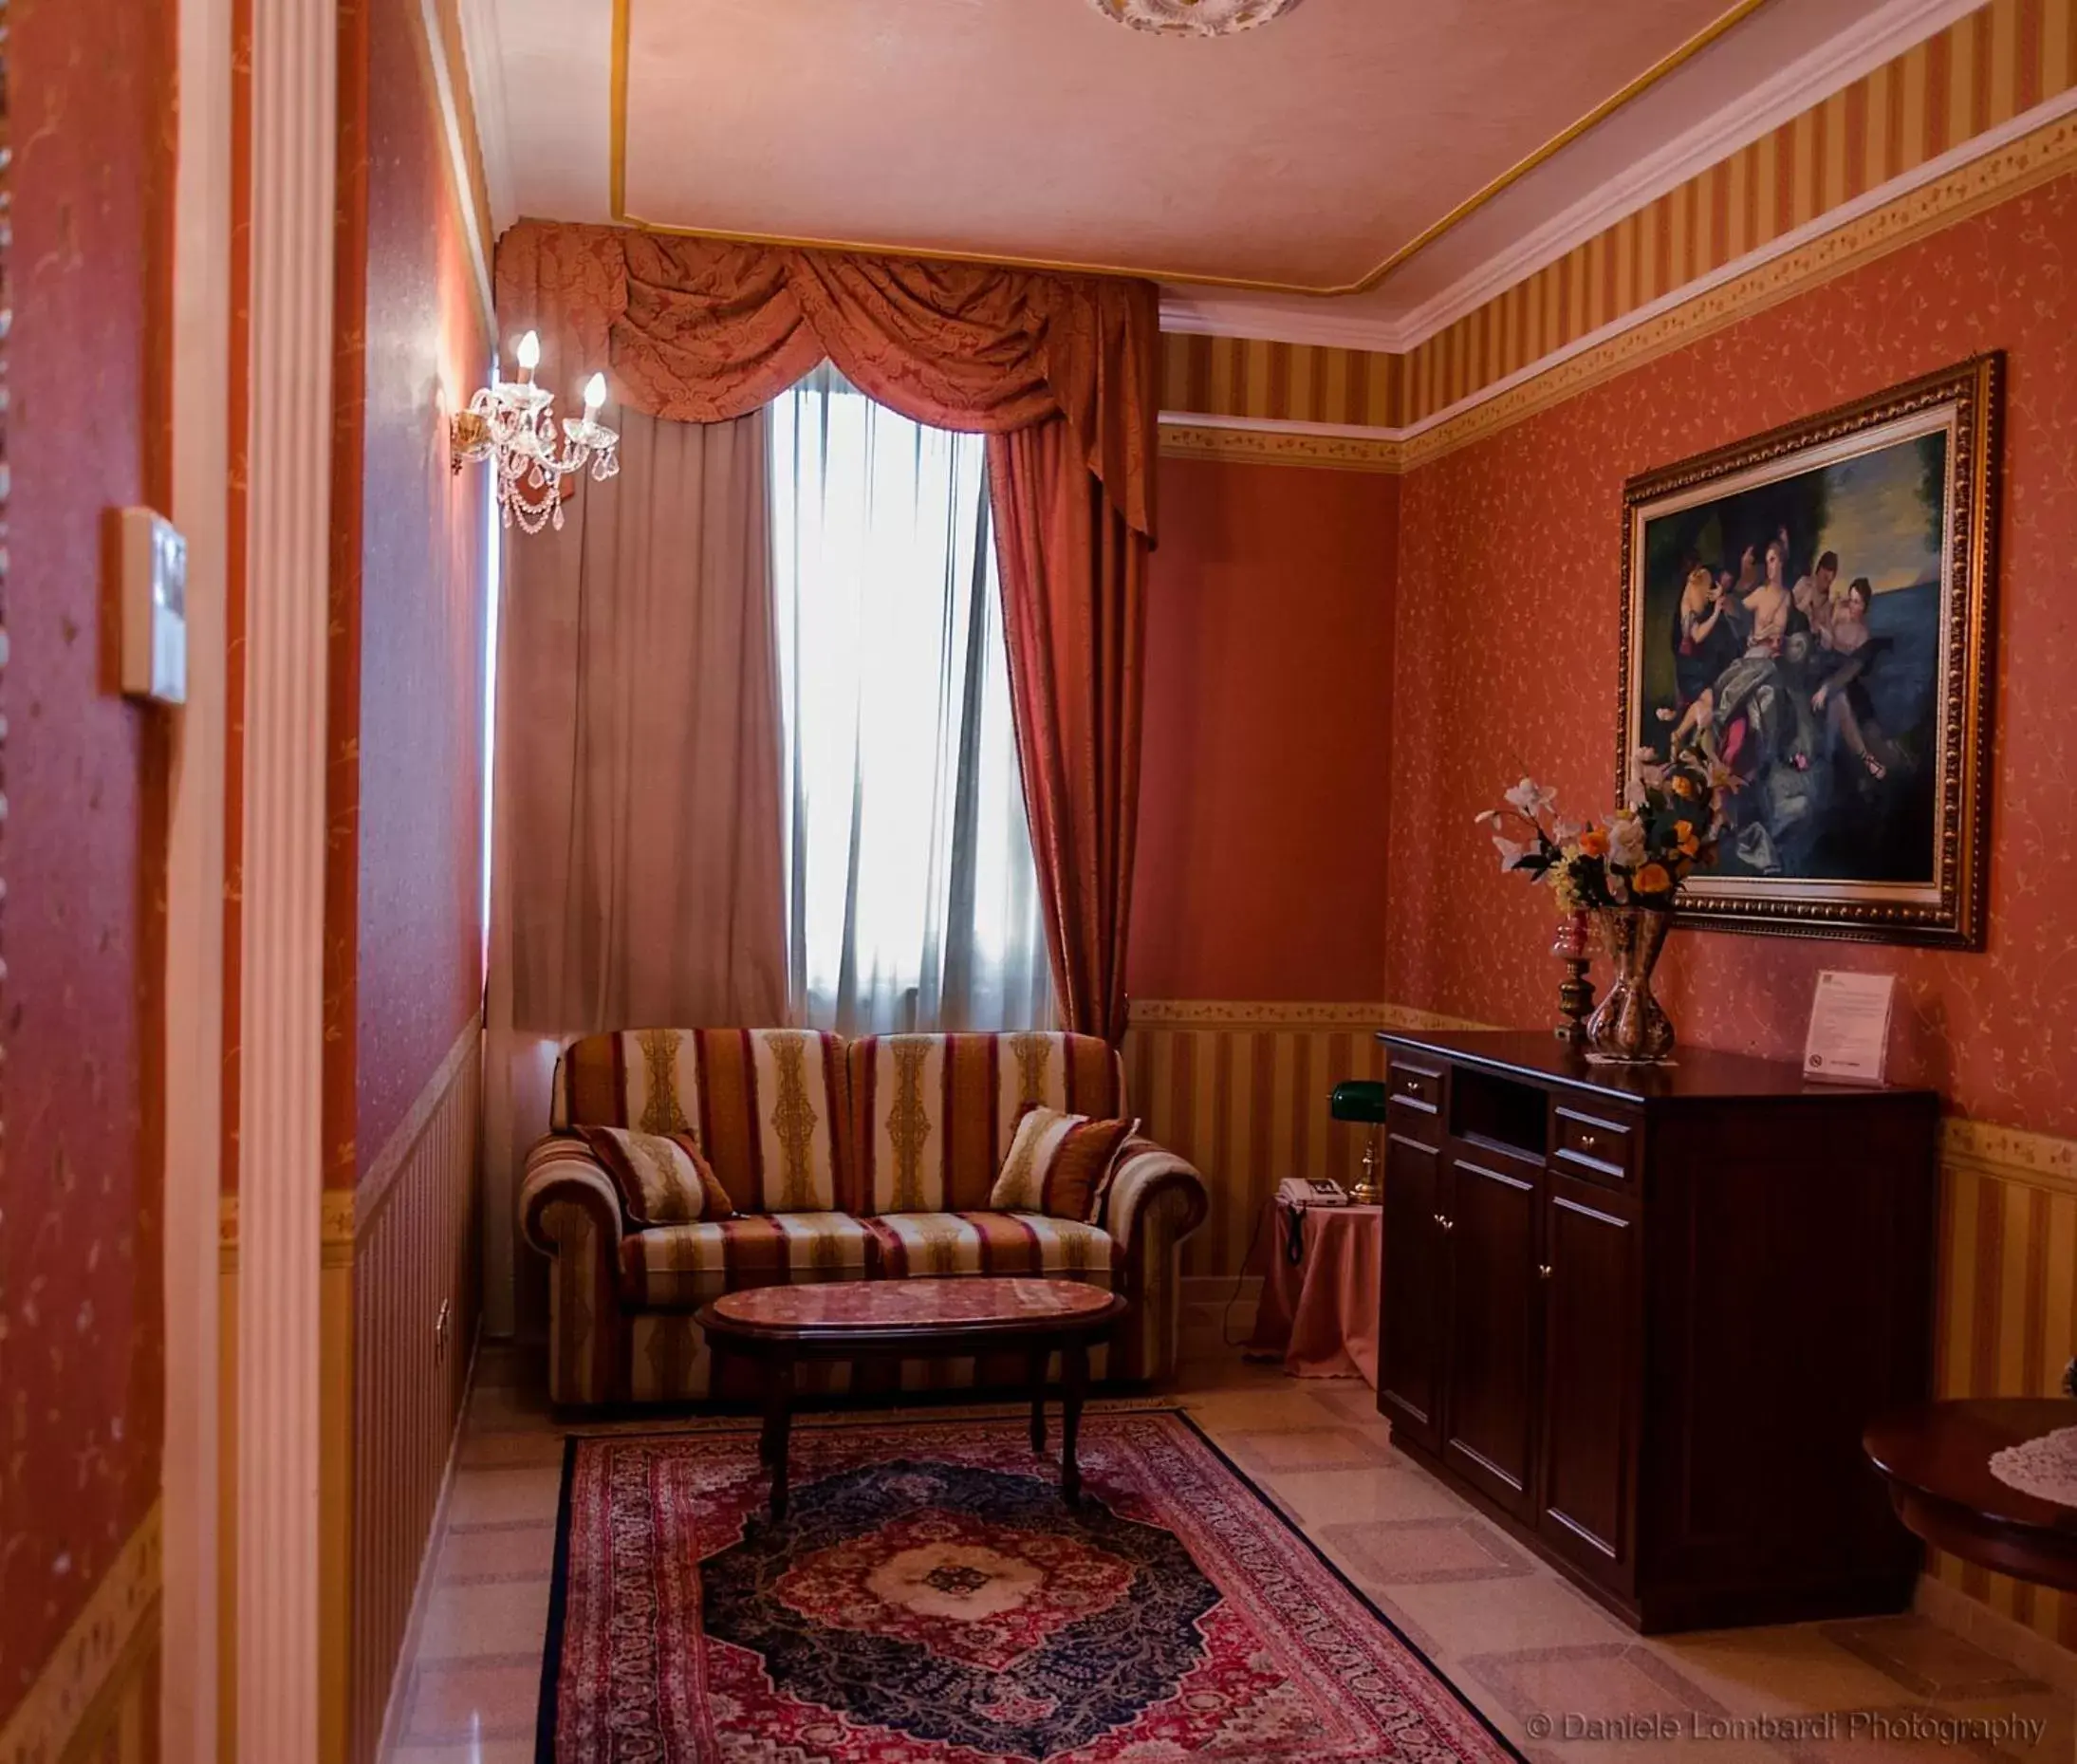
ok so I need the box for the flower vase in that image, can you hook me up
[1585,906,1676,1062]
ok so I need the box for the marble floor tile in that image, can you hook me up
[1654,1624,1939,1718]
[398,1657,542,1746]
[1460,1638,1731,1725]
[444,1463,566,1528]
[1217,1421,1400,1476]
[436,1521,559,1586]
[1823,1616,2049,1700]
[1317,1513,1538,1585]
[414,1579,554,1662]
[1269,1460,1500,1526]
[1398,1570,1637,1658]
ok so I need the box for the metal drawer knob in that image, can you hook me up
[1537,1263,1554,1280]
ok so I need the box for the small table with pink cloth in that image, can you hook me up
[1245,1201,1382,1383]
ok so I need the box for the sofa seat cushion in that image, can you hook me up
[621,1209,1117,1309]
[624,1211,877,1309]
[862,1212,1118,1283]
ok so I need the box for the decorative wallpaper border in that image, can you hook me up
[1942,1117,2077,1198]
[1156,422,1400,473]
[0,1501,161,1764]
[219,1188,360,1269]
[1126,998,1488,1031]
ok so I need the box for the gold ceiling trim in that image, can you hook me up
[607,0,1769,296]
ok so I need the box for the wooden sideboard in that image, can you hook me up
[1376,1028,1938,1632]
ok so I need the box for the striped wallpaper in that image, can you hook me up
[1122,1001,1476,1277]
[1159,332,1400,432]
[1158,0,2077,451]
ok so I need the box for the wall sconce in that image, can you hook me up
[451,330,620,535]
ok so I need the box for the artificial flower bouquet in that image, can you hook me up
[1476,746,1731,911]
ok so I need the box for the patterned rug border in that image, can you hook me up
[534,1404,1527,1764]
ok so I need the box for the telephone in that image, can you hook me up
[1276,1178,1350,1210]
[1275,1178,1350,1264]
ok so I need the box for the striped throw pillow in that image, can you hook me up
[989,1106,1138,1223]
[576,1126,734,1227]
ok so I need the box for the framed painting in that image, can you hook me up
[1618,354,2000,947]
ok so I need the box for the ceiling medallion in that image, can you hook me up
[1086,0,1306,38]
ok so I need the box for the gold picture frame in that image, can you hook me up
[1617,353,2000,948]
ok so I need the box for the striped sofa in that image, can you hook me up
[520,1028,1208,1406]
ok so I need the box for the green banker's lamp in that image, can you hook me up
[1329,1080,1390,1206]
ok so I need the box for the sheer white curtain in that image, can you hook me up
[771,366,1053,1033]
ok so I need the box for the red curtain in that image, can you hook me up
[494,221,1159,1040]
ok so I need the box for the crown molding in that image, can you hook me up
[1393,89,2077,463]
[418,0,494,326]
[455,0,518,236]
[1389,0,1988,344]
[1158,290,1410,355]
[1160,0,1989,355]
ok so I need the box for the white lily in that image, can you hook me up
[1492,834,1534,871]
[1606,816,1647,869]
[1503,777,1557,818]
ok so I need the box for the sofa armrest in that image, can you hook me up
[1103,1135,1209,1383]
[519,1138,628,1407]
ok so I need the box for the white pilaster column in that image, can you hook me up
[238,0,336,1752]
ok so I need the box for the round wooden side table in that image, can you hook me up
[1864,1398,2077,1592]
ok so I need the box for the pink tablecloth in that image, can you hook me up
[1245,1202,1382,1383]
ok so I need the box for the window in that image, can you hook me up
[770,367,1052,1033]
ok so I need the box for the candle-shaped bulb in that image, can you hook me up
[583,372,607,413]
[514,329,541,375]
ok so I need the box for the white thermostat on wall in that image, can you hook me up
[116,506,188,704]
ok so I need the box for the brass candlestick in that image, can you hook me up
[1552,909,1595,1044]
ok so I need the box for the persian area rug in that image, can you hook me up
[538,1409,1518,1763]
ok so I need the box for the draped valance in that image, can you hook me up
[493,220,1159,539]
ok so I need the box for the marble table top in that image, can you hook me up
[707,1276,1122,1337]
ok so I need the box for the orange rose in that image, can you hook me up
[1578,826,1610,858]
[1671,774,1697,798]
[1635,862,1673,896]
[1674,819,1700,857]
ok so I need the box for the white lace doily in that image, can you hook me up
[1988,1424,2077,1505]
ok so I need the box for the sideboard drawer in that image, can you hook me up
[1553,1105,1636,1186]
[1387,1060,1443,1126]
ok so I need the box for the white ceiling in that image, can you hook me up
[460,0,1985,351]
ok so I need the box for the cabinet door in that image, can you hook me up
[1537,1178,1639,1585]
[1377,1131,1446,1451]
[1440,1152,1540,1516]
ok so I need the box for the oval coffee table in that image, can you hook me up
[697,1276,1127,1520]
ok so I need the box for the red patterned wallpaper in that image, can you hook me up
[346,0,490,1182]
[1387,171,2077,1132]
[1133,457,1398,1001]
[1,0,172,1718]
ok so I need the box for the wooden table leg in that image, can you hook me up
[1029,1346,1049,1453]
[761,1356,795,1521]
[1061,1339,1088,1506]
